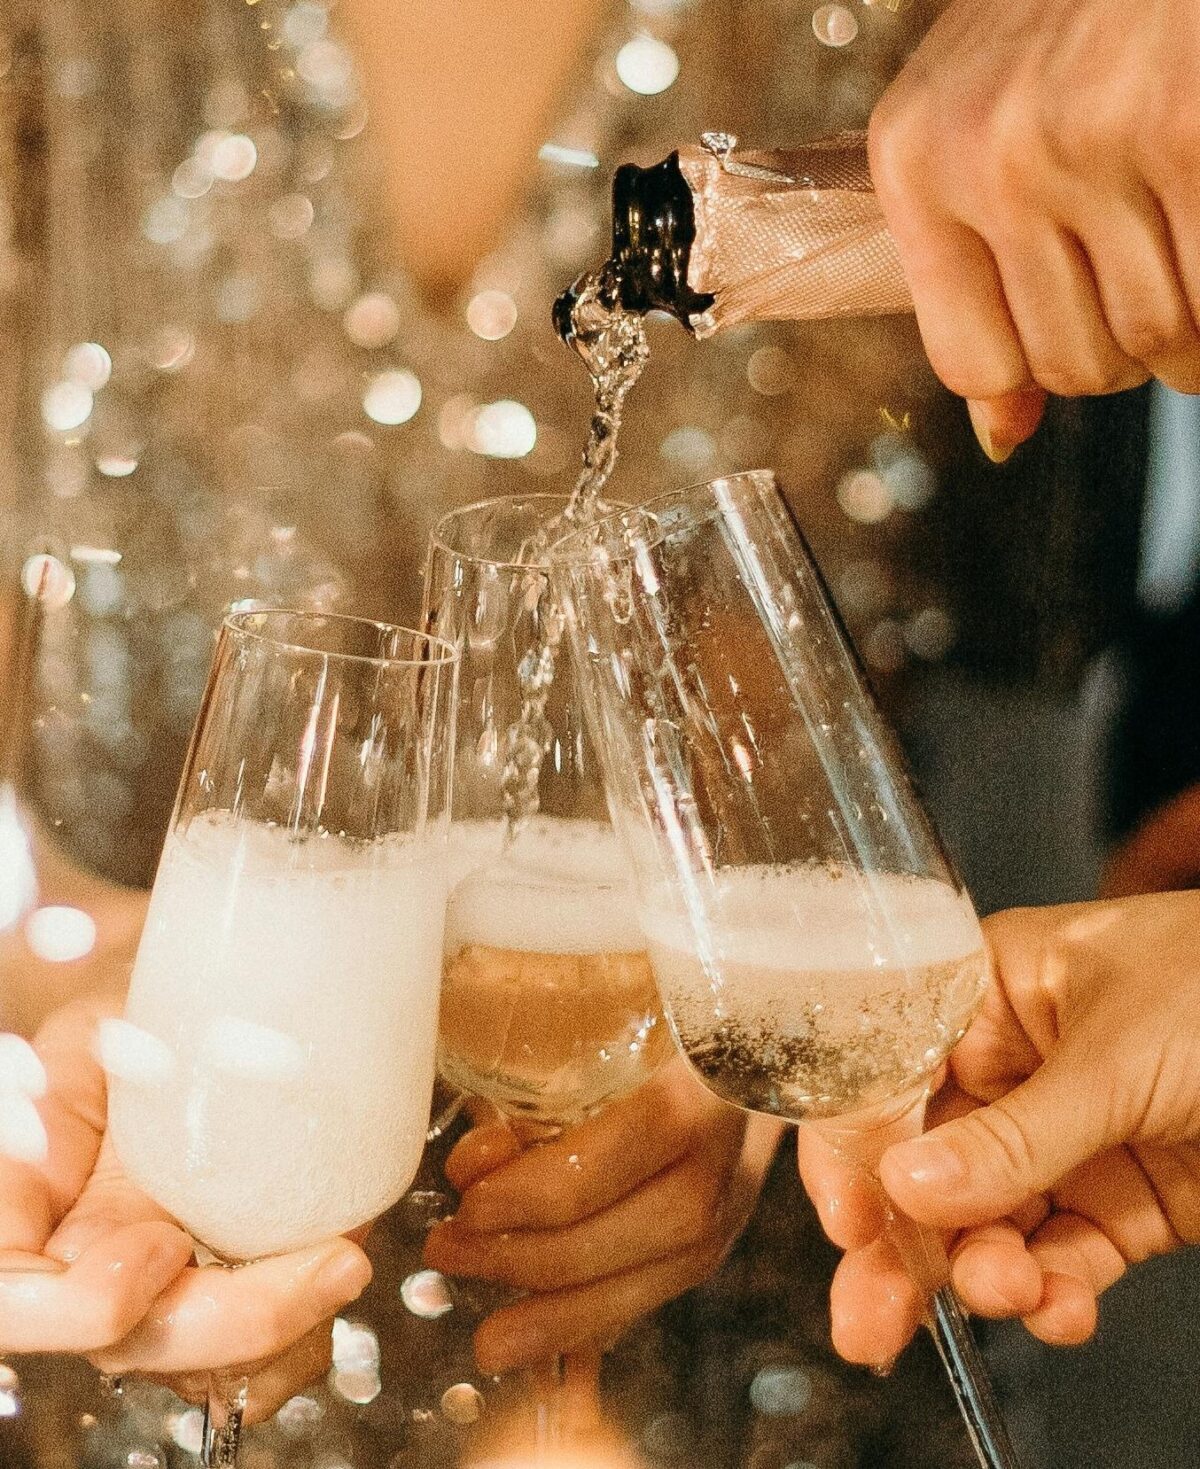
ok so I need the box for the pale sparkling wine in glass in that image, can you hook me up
[107,811,446,1261]
[439,816,670,1125]
[640,865,988,1122]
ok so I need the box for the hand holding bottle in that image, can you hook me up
[797,892,1200,1364]
[869,0,1200,459]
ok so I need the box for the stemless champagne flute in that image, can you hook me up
[422,495,673,1452]
[103,610,458,1468]
[549,471,1023,1469]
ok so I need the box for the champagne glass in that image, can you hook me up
[422,495,673,1452]
[549,471,1023,1469]
[103,610,458,1468]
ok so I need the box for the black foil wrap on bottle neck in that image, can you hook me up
[609,152,714,328]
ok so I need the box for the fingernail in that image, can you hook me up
[889,1136,967,1190]
[967,401,1015,465]
[316,1246,372,1302]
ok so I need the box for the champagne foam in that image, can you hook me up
[446,817,643,955]
[108,811,446,1259]
[639,864,981,973]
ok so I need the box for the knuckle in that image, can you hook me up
[1111,312,1193,368]
[1029,356,1106,399]
[967,1106,1037,1188]
[868,89,928,200]
[78,1294,129,1351]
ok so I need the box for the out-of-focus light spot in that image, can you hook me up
[269,193,315,240]
[864,619,907,673]
[466,289,518,341]
[275,1395,323,1435]
[297,39,354,97]
[659,425,716,471]
[344,292,402,349]
[21,553,76,609]
[310,257,359,311]
[885,452,935,510]
[172,157,213,199]
[216,275,261,324]
[26,905,97,962]
[41,381,94,433]
[169,1409,205,1454]
[143,197,189,245]
[0,1092,48,1164]
[200,1017,305,1079]
[0,1035,47,1097]
[837,469,893,524]
[401,1269,454,1318]
[615,34,680,94]
[469,400,537,458]
[147,327,195,373]
[835,558,891,619]
[95,1020,175,1086]
[126,1452,161,1469]
[64,342,112,391]
[812,3,859,45]
[363,369,422,425]
[210,133,258,182]
[332,1371,381,1404]
[440,1383,483,1425]
[905,606,956,660]
[746,345,794,395]
[538,142,600,169]
[0,1390,19,1418]
[749,1364,812,1416]
[438,394,477,450]
[71,545,122,566]
[0,789,37,933]
[332,1317,380,1372]
[283,1,328,47]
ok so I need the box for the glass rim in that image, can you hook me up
[222,607,459,669]
[429,492,631,572]
[546,469,779,562]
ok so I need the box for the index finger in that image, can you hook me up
[453,1062,723,1233]
[794,1126,886,1250]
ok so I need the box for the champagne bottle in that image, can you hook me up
[555,131,911,341]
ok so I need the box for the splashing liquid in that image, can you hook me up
[498,266,649,839]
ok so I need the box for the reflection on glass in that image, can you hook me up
[551,471,1019,1469]
[424,496,671,1132]
[103,610,457,1466]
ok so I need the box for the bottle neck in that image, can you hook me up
[608,152,713,329]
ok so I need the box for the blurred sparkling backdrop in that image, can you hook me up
[0,0,988,1465]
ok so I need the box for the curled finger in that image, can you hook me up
[795,1125,886,1250]
[828,1237,923,1367]
[473,1242,728,1375]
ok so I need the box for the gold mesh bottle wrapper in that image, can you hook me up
[679,133,911,337]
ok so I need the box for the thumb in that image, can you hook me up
[966,388,1047,463]
[878,1050,1115,1229]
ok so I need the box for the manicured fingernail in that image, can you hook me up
[967,401,1015,465]
[889,1136,967,1190]
[316,1246,372,1302]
